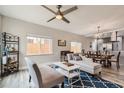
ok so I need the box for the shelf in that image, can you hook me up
[8,51,19,53]
[94,37,111,39]
[4,42,18,44]
[2,40,19,43]
[1,32,19,77]
[2,51,19,55]
[56,68,80,78]
[9,61,18,64]
[100,37,111,39]
[2,61,18,65]
[104,41,119,43]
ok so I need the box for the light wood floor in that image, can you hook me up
[0,63,124,88]
[101,64,124,87]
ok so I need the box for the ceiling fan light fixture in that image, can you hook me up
[42,5,78,23]
[56,15,62,20]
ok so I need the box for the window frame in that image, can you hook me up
[26,34,53,56]
[70,41,82,53]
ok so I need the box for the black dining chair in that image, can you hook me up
[108,51,121,71]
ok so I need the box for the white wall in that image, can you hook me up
[1,16,92,69]
[0,15,2,74]
[0,16,1,32]
[0,15,2,47]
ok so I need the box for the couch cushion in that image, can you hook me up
[74,55,82,61]
[68,53,74,60]
[80,62,101,70]
[79,55,92,62]
[73,53,79,56]
[69,60,101,70]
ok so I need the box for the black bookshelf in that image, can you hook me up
[1,32,19,76]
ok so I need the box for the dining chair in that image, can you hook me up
[108,51,121,71]
[81,49,85,56]
[87,51,92,58]
[25,57,64,88]
[94,53,106,65]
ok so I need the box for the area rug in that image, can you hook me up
[50,65,123,88]
[53,71,123,88]
[63,71,123,88]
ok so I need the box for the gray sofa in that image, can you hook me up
[25,57,64,88]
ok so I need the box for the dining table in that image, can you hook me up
[87,53,115,67]
[100,54,114,67]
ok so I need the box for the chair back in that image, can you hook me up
[117,51,121,62]
[95,51,98,57]
[87,51,91,58]
[81,49,85,56]
[25,57,43,88]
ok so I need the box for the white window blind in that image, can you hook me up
[26,36,52,55]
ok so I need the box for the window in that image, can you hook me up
[71,42,82,53]
[27,36,52,55]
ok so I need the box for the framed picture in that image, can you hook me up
[58,40,66,46]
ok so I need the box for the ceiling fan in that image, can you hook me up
[41,5,78,23]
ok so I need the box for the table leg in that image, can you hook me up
[61,82,64,88]
[79,69,84,87]
[107,60,111,67]
[70,78,73,88]
[68,77,70,87]
[103,60,106,67]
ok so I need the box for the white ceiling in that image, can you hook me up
[0,5,124,36]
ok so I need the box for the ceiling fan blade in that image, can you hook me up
[62,6,78,15]
[41,5,56,15]
[47,17,56,22]
[62,17,70,23]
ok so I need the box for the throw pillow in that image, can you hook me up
[74,55,82,61]
[69,54,74,60]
